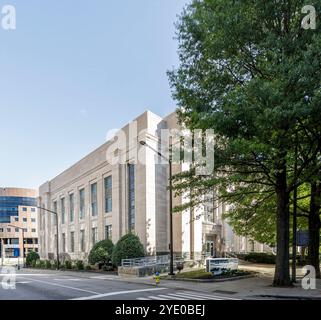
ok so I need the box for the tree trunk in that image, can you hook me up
[308,182,321,278]
[273,163,291,286]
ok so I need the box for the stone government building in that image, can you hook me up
[38,110,270,261]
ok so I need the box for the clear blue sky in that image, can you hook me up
[0,0,188,189]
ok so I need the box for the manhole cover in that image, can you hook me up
[213,290,238,295]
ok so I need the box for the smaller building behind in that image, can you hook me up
[0,188,39,265]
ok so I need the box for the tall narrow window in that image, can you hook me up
[54,234,57,252]
[91,183,98,217]
[128,164,135,231]
[79,189,85,220]
[53,201,58,225]
[104,176,112,213]
[62,233,66,253]
[80,229,85,252]
[61,198,65,224]
[69,193,74,223]
[70,232,75,253]
[92,227,98,245]
[105,225,112,240]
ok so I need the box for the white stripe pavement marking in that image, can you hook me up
[54,279,83,282]
[177,292,223,300]
[137,297,152,300]
[90,276,121,281]
[16,282,32,284]
[146,295,169,300]
[71,288,168,301]
[180,291,241,300]
[20,277,101,295]
[0,274,53,277]
[166,293,207,300]
[157,294,188,300]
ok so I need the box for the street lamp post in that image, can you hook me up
[9,225,25,268]
[37,207,60,270]
[140,140,175,276]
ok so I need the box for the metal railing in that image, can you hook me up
[122,255,170,268]
[121,252,212,268]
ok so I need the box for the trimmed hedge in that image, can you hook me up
[243,252,276,264]
[112,233,145,267]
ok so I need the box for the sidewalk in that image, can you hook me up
[118,263,321,300]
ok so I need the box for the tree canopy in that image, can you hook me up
[169,0,321,286]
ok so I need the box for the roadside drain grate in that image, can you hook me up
[213,290,238,295]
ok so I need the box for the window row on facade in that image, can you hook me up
[52,176,113,224]
[59,225,112,253]
[50,164,136,232]
[0,227,37,233]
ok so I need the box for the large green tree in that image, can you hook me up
[169,0,321,286]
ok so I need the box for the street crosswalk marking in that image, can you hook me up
[136,291,241,301]
[157,294,189,300]
[143,295,169,300]
[166,293,210,300]
[90,276,121,281]
[179,291,241,300]
[54,278,83,282]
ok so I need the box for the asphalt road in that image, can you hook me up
[0,269,241,301]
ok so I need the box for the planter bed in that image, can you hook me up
[161,269,256,282]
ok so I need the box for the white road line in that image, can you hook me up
[157,294,188,300]
[0,274,52,277]
[180,291,241,300]
[90,276,120,281]
[71,288,168,301]
[167,293,207,300]
[54,279,83,282]
[146,295,169,300]
[20,277,100,295]
[16,282,32,284]
[137,297,152,300]
[90,277,122,281]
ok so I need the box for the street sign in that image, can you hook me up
[297,230,309,247]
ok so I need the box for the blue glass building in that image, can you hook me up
[0,196,37,223]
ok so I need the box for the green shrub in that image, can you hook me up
[112,233,145,267]
[88,239,114,267]
[75,260,84,270]
[45,260,52,269]
[31,260,37,268]
[65,260,73,270]
[36,260,45,268]
[85,264,93,271]
[26,251,40,267]
[243,252,276,264]
[102,264,114,272]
